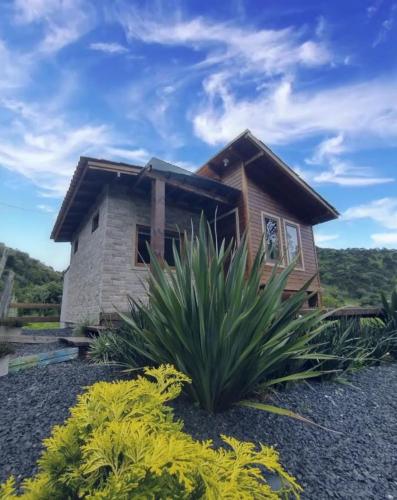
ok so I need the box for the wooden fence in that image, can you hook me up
[0,302,61,325]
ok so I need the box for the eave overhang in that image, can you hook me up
[51,157,241,242]
[197,130,339,225]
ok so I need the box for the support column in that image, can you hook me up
[150,178,165,263]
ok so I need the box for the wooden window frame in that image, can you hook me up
[283,219,305,271]
[261,211,285,267]
[134,224,183,268]
[91,212,99,233]
[210,207,241,244]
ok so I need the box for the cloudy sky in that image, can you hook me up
[0,0,396,270]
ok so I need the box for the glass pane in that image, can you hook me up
[264,217,280,261]
[286,223,301,266]
[164,233,180,267]
[137,227,151,264]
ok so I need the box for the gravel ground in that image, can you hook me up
[1,361,396,499]
[9,341,65,359]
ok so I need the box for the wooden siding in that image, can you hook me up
[199,160,321,293]
[246,175,320,292]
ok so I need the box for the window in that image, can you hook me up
[164,231,181,267]
[284,221,303,269]
[262,213,282,263]
[73,238,79,254]
[135,225,181,266]
[92,212,99,233]
[136,226,151,264]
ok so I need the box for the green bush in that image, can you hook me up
[306,316,397,378]
[0,365,301,499]
[115,215,329,412]
[89,306,152,367]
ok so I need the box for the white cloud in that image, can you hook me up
[344,198,397,230]
[0,97,113,196]
[105,147,149,164]
[0,40,30,90]
[14,0,95,53]
[371,232,397,246]
[115,7,332,76]
[193,76,397,145]
[89,42,128,54]
[307,134,346,164]
[373,3,397,47]
[314,233,340,246]
[36,204,55,213]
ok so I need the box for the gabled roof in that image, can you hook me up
[197,130,339,224]
[51,156,240,242]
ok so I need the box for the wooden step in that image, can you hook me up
[60,336,94,347]
[0,334,61,344]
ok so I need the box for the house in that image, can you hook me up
[51,130,339,325]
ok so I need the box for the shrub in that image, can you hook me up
[0,365,301,499]
[89,307,152,367]
[116,215,330,412]
[306,316,397,378]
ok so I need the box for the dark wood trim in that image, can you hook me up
[150,179,165,262]
[241,164,253,272]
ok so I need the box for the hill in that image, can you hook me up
[318,247,397,307]
[0,243,63,304]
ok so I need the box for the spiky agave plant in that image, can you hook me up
[119,214,331,413]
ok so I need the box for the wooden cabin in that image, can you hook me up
[51,130,338,325]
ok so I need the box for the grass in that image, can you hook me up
[22,322,61,330]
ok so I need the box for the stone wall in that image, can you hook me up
[100,184,200,314]
[60,190,108,325]
[61,181,201,324]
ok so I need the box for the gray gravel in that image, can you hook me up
[1,361,396,499]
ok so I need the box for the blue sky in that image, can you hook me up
[0,0,396,271]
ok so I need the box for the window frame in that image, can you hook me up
[210,207,241,244]
[261,211,284,266]
[283,219,305,271]
[134,224,183,268]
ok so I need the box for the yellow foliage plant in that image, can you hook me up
[1,365,301,499]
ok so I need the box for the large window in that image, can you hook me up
[135,225,181,266]
[284,221,303,269]
[262,213,282,264]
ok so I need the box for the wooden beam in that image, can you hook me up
[244,151,265,167]
[131,164,152,190]
[0,271,14,320]
[0,247,8,279]
[10,303,61,309]
[150,178,165,262]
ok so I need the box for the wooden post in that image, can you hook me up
[150,179,165,263]
[0,270,14,320]
[0,247,8,280]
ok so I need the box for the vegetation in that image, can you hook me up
[0,365,300,499]
[306,317,397,379]
[318,247,397,307]
[101,216,332,413]
[22,322,61,330]
[0,342,14,358]
[0,243,62,307]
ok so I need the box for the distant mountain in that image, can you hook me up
[1,243,396,308]
[318,247,397,307]
[0,243,62,303]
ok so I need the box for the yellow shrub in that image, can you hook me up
[1,365,301,499]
